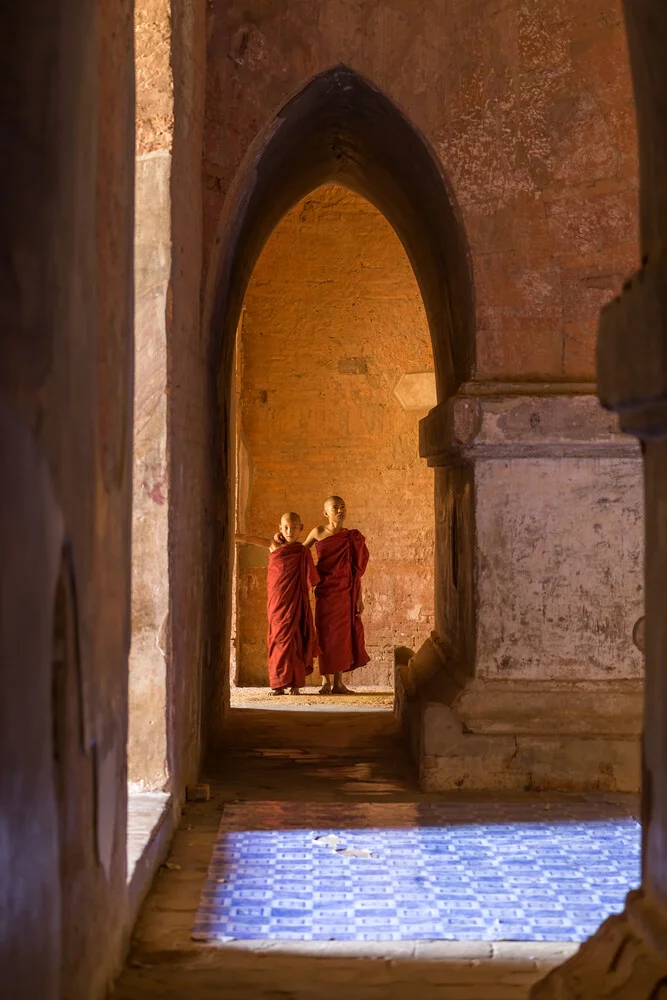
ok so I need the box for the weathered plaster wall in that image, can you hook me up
[168,0,208,790]
[0,0,135,997]
[235,185,435,687]
[476,455,644,680]
[423,391,644,683]
[131,152,170,789]
[132,0,207,792]
[204,0,638,381]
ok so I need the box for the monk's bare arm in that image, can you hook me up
[236,532,286,552]
[235,532,272,549]
[303,525,328,549]
[303,529,317,549]
[356,580,364,614]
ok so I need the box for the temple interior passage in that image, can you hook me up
[6,1,667,999]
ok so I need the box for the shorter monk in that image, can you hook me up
[304,496,370,695]
[236,513,318,695]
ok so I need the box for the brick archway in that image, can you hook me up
[202,66,474,748]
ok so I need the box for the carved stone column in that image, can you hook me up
[531,3,667,995]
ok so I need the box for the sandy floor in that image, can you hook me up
[230,685,394,712]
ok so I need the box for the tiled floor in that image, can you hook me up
[193,800,640,944]
[113,704,636,998]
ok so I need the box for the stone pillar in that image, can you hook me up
[531,2,667,995]
[130,0,206,792]
[414,385,643,793]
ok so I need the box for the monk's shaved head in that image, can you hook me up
[323,496,346,528]
[278,511,303,544]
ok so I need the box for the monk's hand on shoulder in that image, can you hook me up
[273,532,285,546]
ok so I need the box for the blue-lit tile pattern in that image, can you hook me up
[192,801,640,943]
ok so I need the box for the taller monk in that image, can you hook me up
[304,496,370,695]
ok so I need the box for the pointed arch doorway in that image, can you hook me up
[203,66,474,748]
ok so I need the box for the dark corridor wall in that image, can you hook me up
[0,2,135,997]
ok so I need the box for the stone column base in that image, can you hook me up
[531,891,667,998]
[396,637,641,793]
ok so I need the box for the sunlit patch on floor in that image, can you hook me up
[192,800,640,943]
[229,687,395,713]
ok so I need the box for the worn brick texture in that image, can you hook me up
[135,0,173,154]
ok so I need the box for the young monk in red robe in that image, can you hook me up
[303,496,370,695]
[235,513,318,695]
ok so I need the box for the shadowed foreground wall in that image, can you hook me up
[0,1,134,997]
[235,185,435,687]
[0,1,207,997]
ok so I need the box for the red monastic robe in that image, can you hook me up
[314,528,370,675]
[267,542,319,689]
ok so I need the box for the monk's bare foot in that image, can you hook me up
[332,681,354,695]
[269,687,286,696]
[289,685,301,695]
[318,679,332,695]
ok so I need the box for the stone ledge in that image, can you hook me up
[395,633,468,705]
[420,389,641,464]
[455,679,643,737]
[418,695,641,792]
[421,724,640,793]
[396,640,643,791]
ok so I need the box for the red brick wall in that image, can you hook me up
[234,185,435,687]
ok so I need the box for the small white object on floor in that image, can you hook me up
[313,833,341,848]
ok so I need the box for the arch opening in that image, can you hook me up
[204,67,474,745]
[231,182,437,698]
